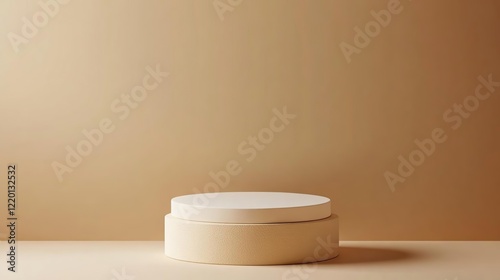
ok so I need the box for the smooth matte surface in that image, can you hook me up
[165,214,339,265]
[2,0,500,241]
[171,192,331,223]
[1,241,500,279]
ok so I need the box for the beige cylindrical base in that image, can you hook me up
[164,214,339,265]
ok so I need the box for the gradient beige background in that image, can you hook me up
[0,0,499,241]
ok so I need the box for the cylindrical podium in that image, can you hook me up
[165,192,339,265]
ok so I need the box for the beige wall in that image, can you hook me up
[1,0,500,241]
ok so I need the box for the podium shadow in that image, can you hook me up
[319,246,424,265]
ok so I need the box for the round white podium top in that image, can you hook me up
[170,192,331,224]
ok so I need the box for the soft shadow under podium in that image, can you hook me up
[320,246,424,265]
